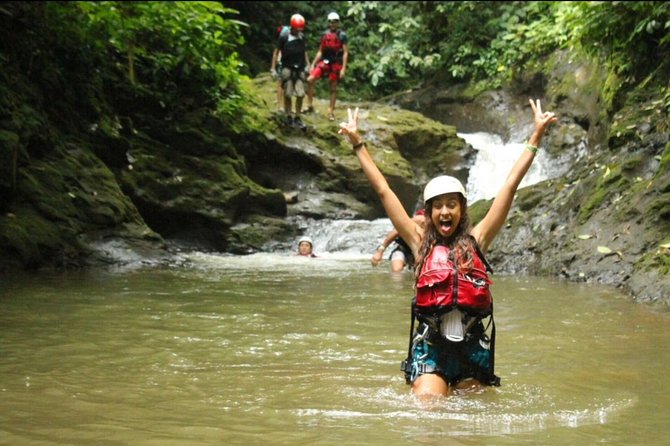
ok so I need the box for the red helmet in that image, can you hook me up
[290,14,305,31]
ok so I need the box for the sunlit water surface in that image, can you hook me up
[1,252,670,445]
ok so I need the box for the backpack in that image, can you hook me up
[276,25,289,39]
[277,32,306,69]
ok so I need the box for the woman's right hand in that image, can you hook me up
[371,250,382,266]
[338,107,361,146]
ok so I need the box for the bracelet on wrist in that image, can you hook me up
[525,141,539,154]
[352,141,365,151]
[376,244,385,252]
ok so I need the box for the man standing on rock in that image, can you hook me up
[271,14,310,130]
[305,11,348,122]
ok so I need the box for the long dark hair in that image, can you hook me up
[413,194,474,278]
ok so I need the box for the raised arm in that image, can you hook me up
[372,213,426,266]
[471,99,557,252]
[339,108,421,252]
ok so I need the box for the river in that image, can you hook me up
[1,251,670,445]
[3,131,668,445]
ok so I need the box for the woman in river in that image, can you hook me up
[338,99,557,397]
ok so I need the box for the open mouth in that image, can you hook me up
[439,220,452,234]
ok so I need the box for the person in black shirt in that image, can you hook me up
[271,14,310,128]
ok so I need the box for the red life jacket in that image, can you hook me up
[415,243,492,315]
[320,30,343,61]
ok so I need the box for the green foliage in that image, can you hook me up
[232,1,670,102]
[224,1,336,75]
[557,2,670,79]
[550,2,670,111]
[1,1,253,132]
[345,2,441,90]
[486,2,565,83]
[72,1,248,121]
[4,1,669,135]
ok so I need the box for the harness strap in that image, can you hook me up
[403,297,416,370]
[401,360,436,382]
[450,250,459,307]
[402,320,433,383]
[488,302,500,385]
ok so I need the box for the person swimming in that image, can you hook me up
[296,236,317,257]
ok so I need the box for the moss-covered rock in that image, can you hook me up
[0,143,160,270]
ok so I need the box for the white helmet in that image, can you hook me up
[423,175,466,203]
[298,236,313,247]
[327,12,340,21]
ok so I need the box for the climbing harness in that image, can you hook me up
[401,300,500,386]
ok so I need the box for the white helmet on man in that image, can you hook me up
[298,236,313,247]
[423,175,466,204]
[327,12,340,21]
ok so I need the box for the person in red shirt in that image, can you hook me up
[305,12,348,122]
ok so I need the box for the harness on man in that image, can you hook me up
[400,239,500,386]
[281,64,305,89]
[278,32,306,70]
[277,32,307,91]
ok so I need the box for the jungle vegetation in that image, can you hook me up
[2,1,669,203]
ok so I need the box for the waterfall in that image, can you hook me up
[459,132,551,203]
